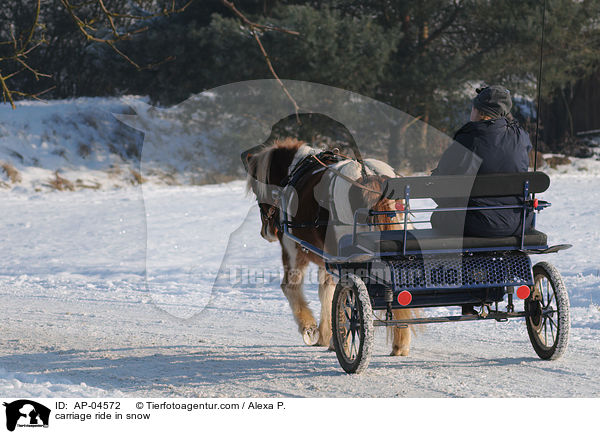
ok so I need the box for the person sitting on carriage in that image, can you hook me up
[430,85,534,316]
[430,85,533,238]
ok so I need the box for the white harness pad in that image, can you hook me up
[324,158,395,224]
[314,158,396,253]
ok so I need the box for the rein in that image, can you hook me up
[310,153,383,195]
[310,151,413,222]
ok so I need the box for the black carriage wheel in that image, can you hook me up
[331,273,374,374]
[525,262,570,360]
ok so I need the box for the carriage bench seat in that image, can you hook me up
[338,228,548,256]
[336,172,551,257]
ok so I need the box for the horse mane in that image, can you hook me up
[246,137,306,200]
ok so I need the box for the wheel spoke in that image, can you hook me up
[344,308,351,321]
[344,327,352,351]
[345,292,353,308]
[535,279,544,304]
[540,280,546,304]
[340,288,355,360]
[549,316,558,337]
[543,317,548,345]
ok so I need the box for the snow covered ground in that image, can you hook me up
[1,176,599,397]
[0,96,242,192]
[0,95,598,397]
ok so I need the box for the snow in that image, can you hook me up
[0,96,230,191]
[0,176,599,397]
[0,97,149,191]
[0,96,599,397]
[0,368,125,398]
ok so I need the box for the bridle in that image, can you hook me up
[259,199,281,233]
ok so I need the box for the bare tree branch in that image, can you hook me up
[221,0,301,122]
[60,0,194,70]
[221,0,299,36]
[0,0,50,108]
[252,30,300,117]
[2,0,298,113]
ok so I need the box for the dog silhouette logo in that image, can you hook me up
[3,400,50,431]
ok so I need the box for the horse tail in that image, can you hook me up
[360,176,421,346]
[386,307,421,353]
[354,175,404,231]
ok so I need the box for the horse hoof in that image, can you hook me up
[316,334,332,347]
[390,347,410,357]
[302,326,320,346]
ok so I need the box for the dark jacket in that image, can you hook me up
[431,117,532,237]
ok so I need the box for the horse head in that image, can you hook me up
[244,138,307,242]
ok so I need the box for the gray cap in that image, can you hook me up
[473,85,512,118]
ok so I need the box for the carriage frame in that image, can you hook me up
[278,171,571,373]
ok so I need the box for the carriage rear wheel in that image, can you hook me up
[525,262,570,360]
[331,273,374,374]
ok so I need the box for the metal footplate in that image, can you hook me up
[389,252,533,291]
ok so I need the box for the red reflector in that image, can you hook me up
[533,199,539,209]
[516,285,531,300]
[395,201,405,211]
[397,290,412,306]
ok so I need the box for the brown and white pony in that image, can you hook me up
[245,138,414,356]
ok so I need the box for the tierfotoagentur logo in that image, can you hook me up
[116,79,457,321]
[3,400,50,432]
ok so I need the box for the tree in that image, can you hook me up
[2,0,598,156]
[0,0,195,106]
[0,0,48,107]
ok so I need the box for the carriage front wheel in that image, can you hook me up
[525,261,570,360]
[331,273,374,374]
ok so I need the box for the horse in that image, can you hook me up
[245,137,415,356]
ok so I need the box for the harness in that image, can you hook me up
[260,149,401,233]
[261,150,347,231]
[283,150,345,192]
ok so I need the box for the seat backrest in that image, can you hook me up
[382,172,550,200]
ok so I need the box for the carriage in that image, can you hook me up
[279,170,571,373]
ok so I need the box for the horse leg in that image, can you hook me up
[281,239,319,345]
[317,267,335,349]
[390,309,412,356]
